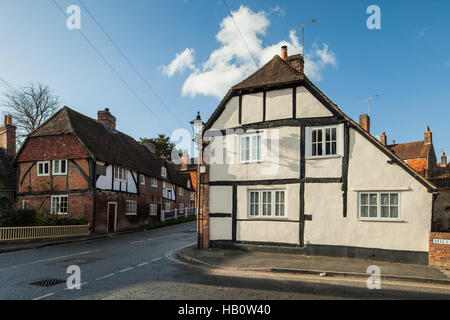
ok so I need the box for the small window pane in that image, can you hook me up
[381,194,389,206]
[381,206,389,218]
[360,194,368,205]
[390,194,398,205]
[360,206,368,217]
[390,206,398,218]
[369,206,377,217]
[369,194,377,205]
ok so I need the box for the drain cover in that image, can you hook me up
[29,279,66,287]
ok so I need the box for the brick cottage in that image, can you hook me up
[14,106,195,233]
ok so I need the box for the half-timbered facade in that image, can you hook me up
[200,47,437,264]
[15,107,195,233]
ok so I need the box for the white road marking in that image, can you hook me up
[152,257,162,262]
[119,267,134,273]
[32,293,55,300]
[64,282,88,290]
[0,249,102,271]
[137,262,150,267]
[96,273,115,281]
[130,240,144,244]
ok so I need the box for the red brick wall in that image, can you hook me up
[429,232,450,269]
[198,165,209,249]
[18,159,91,193]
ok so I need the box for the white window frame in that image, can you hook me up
[179,187,184,196]
[126,200,137,216]
[240,133,262,163]
[52,160,68,176]
[358,192,401,221]
[306,125,343,159]
[247,190,286,218]
[140,175,145,185]
[180,203,185,214]
[161,167,167,177]
[37,161,50,176]
[22,200,29,209]
[114,166,127,182]
[51,195,68,215]
[149,203,158,216]
[151,177,158,187]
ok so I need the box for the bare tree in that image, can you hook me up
[2,83,60,143]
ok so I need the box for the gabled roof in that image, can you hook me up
[232,55,304,90]
[19,107,193,190]
[203,54,437,192]
[388,141,431,160]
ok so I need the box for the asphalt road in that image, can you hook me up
[0,221,448,300]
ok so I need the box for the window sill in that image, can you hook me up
[306,155,343,160]
[126,213,137,216]
[52,173,68,176]
[358,218,404,222]
[37,174,50,177]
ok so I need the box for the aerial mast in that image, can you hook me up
[289,19,318,55]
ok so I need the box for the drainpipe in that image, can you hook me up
[92,159,97,233]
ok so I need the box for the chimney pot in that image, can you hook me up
[392,140,396,145]
[441,152,447,167]
[359,114,370,134]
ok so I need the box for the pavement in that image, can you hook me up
[178,245,450,286]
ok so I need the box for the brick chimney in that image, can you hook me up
[380,132,387,146]
[282,46,305,74]
[0,115,16,157]
[142,139,155,153]
[97,108,116,130]
[181,150,190,170]
[281,46,288,60]
[391,140,396,145]
[424,126,432,145]
[441,152,447,167]
[359,114,370,134]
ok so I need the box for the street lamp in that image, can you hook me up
[190,111,204,249]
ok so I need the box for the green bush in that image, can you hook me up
[0,208,88,227]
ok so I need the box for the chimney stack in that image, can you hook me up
[281,46,288,60]
[97,108,116,130]
[380,132,387,146]
[359,114,370,134]
[0,115,16,157]
[441,152,447,167]
[181,150,190,170]
[391,140,396,145]
[142,139,156,153]
[281,46,305,74]
[424,126,432,145]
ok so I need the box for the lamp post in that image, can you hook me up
[190,111,204,249]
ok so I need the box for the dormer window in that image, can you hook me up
[140,175,145,185]
[161,167,167,177]
[114,166,126,181]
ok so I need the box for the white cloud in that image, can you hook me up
[160,48,196,78]
[162,5,336,98]
[416,27,430,39]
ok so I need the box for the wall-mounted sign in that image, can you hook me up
[432,239,450,245]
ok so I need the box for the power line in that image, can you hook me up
[0,76,19,93]
[51,0,170,132]
[222,0,258,69]
[77,0,186,128]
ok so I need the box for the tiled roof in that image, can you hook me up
[232,55,304,90]
[387,141,431,160]
[25,107,192,190]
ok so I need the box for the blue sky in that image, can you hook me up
[0,0,449,158]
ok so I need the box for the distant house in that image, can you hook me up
[174,151,198,207]
[199,46,439,264]
[382,127,438,179]
[15,107,195,232]
[0,115,16,208]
